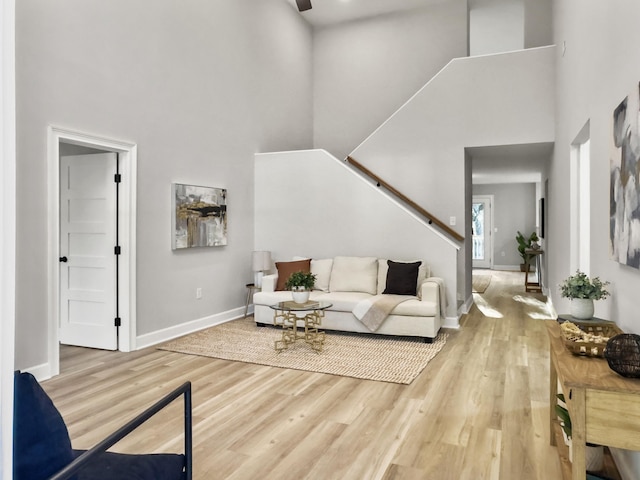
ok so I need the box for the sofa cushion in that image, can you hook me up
[383,260,422,295]
[377,259,430,295]
[275,259,311,291]
[329,256,378,295]
[13,371,76,480]
[293,257,333,292]
[72,450,185,480]
[311,258,333,292]
[391,298,438,317]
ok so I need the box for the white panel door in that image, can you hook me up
[59,153,118,350]
[472,195,492,269]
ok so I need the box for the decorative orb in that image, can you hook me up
[604,334,640,378]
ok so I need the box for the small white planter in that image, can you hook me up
[571,298,594,319]
[292,290,310,304]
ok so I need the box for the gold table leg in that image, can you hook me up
[274,309,325,353]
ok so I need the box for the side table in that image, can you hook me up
[244,283,260,317]
[546,320,632,480]
[524,248,543,292]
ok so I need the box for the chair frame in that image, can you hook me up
[48,381,192,480]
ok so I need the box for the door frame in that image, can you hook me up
[47,126,137,377]
[472,194,494,269]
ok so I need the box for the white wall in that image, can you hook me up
[470,0,524,56]
[473,183,537,269]
[550,1,640,476]
[1,0,16,476]
[349,47,554,299]
[313,1,468,160]
[524,0,553,49]
[15,0,313,372]
[254,150,459,323]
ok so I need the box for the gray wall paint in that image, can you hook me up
[15,0,313,370]
[313,1,469,160]
[473,183,537,268]
[551,0,640,475]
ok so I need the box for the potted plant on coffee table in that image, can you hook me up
[559,270,610,319]
[285,271,316,304]
[516,231,539,272]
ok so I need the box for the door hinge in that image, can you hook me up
[114,173,122,183]
[114,317,122,327]
[114,246,121,255]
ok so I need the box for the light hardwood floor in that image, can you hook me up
[43,270,561,479]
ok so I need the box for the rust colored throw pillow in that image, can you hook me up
[275,259,311,291]
[383,260,422,296]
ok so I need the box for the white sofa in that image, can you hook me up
[252,256,445,342]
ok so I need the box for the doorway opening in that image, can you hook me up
[570,121,591,274]
[472,195,493,269]
[47,126,137,378]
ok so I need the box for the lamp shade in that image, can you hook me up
[252,251,271,272]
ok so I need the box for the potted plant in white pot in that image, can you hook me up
[516,231,539,272]
[559,270,610,319]
[556,393,604,470]
[285,271,316,304]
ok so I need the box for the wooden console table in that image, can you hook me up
[546,320,640,480]
[524,248,543,292]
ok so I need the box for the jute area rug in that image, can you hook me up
[159,318,448,385]
[472,274,492,293]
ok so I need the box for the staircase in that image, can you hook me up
[255,46,555,323]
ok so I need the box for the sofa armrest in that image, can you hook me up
[261,274,278,292]
[420,277,446,318]
[419,279,439,302]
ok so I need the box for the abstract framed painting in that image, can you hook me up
[610,82,640,268]
[172,183,227,249]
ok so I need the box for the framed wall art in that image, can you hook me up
[172,183,227,249]
[610,82,640,268]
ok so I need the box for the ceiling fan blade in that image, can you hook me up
[296,0,312,12]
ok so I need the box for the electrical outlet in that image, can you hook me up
[449,216,456,226]
[501,251,505,257]
[196,287,202,299]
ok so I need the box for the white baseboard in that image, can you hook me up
[459,295,474,316]
[443,316,459,329]
[136,306,246,350]
[19,307,249,381]
[24,362,53,382]
[491,264,521,271]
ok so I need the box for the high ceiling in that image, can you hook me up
[286,0,451,27]
[286,0,552,185]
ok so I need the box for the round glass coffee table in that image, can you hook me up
[269,301,332,353]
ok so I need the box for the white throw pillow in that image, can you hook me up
[329,256,378,295]
[311,258,333,292]
[377,259,430,295]
[292,256,333,292]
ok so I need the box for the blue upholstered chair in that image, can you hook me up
[13,371,192,480]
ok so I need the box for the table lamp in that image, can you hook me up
[252,250,272,288]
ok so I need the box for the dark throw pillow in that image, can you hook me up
[383,260,422,296]
[275,259,311,291]
[13,371,75,480]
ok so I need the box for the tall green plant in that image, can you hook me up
[516,231,539,264]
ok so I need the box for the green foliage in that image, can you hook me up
[284,271,316,291]
[559,270,610,300]
[555,393,572,439]
[515,230,539,263]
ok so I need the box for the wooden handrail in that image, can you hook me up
[346,156,464,242]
